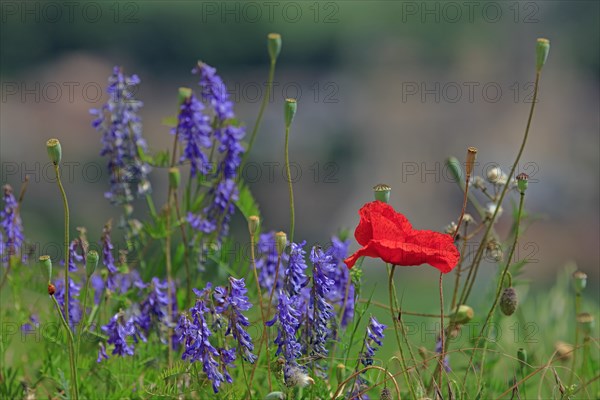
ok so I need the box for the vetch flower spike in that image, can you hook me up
[344,201,460,273]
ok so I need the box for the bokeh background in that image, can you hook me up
[1,1,598,309]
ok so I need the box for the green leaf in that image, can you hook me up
[235,182,260,221]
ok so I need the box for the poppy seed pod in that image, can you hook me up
[373,183,391,203]
[275,231,287,255]
[46,138,62,165]
[284,98,297,128]
[39,255,53,283]
[248,216,260,236]
[267,33,282,62]
[86,250,99,277]
[516,173,529,194]
[452,304,474,324]
[536,38,550,72]
[572,270,587,293]
[500,287,518,316]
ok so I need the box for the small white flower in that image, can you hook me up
[486,167,505,184]
[485,203,503,220]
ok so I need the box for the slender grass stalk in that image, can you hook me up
[569,292,582,385]
[165,189,174,367]
[53,164,71,328]
[76,276,91,361]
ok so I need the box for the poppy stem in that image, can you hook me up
[438,272,445,387]
[387,265,418,399]
[284,124,295,243]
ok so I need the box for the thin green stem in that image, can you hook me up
[241,59,277,170]
[165,188,174,367]
[50,295,78,400]
[437,272,445,388]
[284,126,295,243]
[53,164,70,328]
[569,292,582,385]
[387,265,417,399]
[76,276,91,362]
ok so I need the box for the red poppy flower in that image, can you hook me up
[344,201,460,273]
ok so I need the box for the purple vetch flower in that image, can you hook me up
[325,236,355,327]
[1,185,24,258]
[361,316,386,367]
[66,239,84,272]
[266,292,303,364]
[101,221,117,274]
[193,62,234,122]
[90,274,105,305]
[284,241,309,296]
[90,66,151,205]
[173,94,212,177]
[136,277,170,334]
[53,277,82,329]
[101,311,138,357]
[176,283,229,393]
[187,178,238,239]
[218,347,236,386]
[97,342,109,363]
[21,314,39,334]
[308,246,336,356]
[255,232,288,296]
[435,336,451,372]
[214,277,257,363]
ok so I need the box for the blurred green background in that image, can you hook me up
[1,1,598,307]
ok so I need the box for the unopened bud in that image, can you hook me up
[500,287,518,316]
[536,38,550,72]
[446,156,464,184]
[86,250,99,277]
[169,167,181,190]
[267,33,282,62]
[284,98,297,128]
[452,304,474,324]
[373,184,391,203]
[39,255,53,284]
[336,363,345,383]
[248,216,260,236]
[572,270,587,293]
[178,87,192,105]
[46,138,62,165]
[486,167,504,184]
[275,231,287,255]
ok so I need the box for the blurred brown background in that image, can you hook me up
[1,1,598,298]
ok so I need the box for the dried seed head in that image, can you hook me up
[486,167,504,184]
[444,222,457,235]
[285,365,314,388]
[485,203,503,220]
[500,287,518,316]
[577,313,595,336]
[472,175,486,190]
[554,341,574,361]
[462,213,474,224]
[485,240,503,262]
[466,147,478,177]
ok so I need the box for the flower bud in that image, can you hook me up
[39,255,52,283]
[485,240,503,262]
[486,167,504,184]
[500,287,518,316]
[380,387,392,400]
[169,167,181,190]
[248,216,260,236]
[284,98,297,128]
[572,270,587,294]
[446,156,464,184]
[517,347,527,365]
[536,38,550,72]
[452,304,474,324]
[46,138,62,165]
[86,250,99,278]
[373,183,391,203]
[178,87,192,105]
[275,231,287,255]
[48,283,56,296]
[577,313,594,336]
[267,33,282,62]
[336,363,345,383]
[516,173,529,194]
